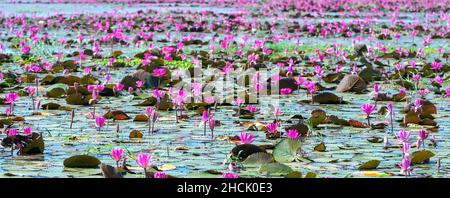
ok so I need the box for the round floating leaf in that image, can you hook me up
[314,142,326,152]
[46,83,69,98]
[258,163,294,175]
[243,152,274,164]
[358,160,380,170]
[64,155,101,168]
[129,130,143,139]
[273,139,301,163]
[336,75,367,93]
[104,110,130,120]
[41,102,61,110]
[284,171,302,178]
[304,172,317,178]
[312,92,342,104]
[133,114,149,122]
[309,109,327,127]
[411,150,434,164]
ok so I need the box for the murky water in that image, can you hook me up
[0,2,449,178]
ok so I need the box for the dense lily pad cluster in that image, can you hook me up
[0,0,449,178]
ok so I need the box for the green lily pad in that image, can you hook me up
[304,172,317,178]
[63,155,101,168]
[411,150,434,164]
[284,171,302,178]
[258,163,293,175]
[314,142,326,152]
[358,160,380,170]
[46,83,69,98]
[273,139,301,163]
[243,152,274,164]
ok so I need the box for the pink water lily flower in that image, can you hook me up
[397,130,411,143]
[84,67,92,75]
[8,129,18,137]
[361,103,376,125]
[95,116,106,131]
[222,172,239,178]
[113,83,124,93]
[154,172,168,178]
[266,122,278,134]
[280,88,292,95]
[286,129,301,139]
[399,157,412,176]
[245,105,258,113]
[5,92,19,104]
[23,127,32,136]
[239,132,254,144]
[136,153,152,171]
[110,148,124,167]
[153,68,166,77]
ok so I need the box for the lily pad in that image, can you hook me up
[314,142,326,152]
[358,160,380,170]
[63,155,101,168]
[258,163,294,175]
[243,152,274,164]
[411,150,434,164]
[273,139,301,163]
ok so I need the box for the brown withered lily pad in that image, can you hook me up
[336,75,367,93]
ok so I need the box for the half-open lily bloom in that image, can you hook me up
[222,62,234,75]
[360,103,376,125]
[239,132,254,144]
[110,148,124,167]
[153,172,168,178]
[413,74,421,86]
[433,76,444,86]
[314,65,324,81]
[5,92,19,104]
[430,61,442,71]
[418,129,428,141]
[286,129,301,139]
[373,84,380,100]
[397,130,411,143]
[266,122,278,134]
[152,89,165,103]
[136,80,144,89]
[386,103,395,134]
[146,107,154,117]
[399,157,411,176]
[417,129,429,149]
[446,88,450,97]
[136,153,152,172]
[95,116,106,131]
[208,115,215,138]
[295,76,305,89]
[23,127,32,136]
[401,142,411,155]
[413,99,422,112]
[5,92,19,115]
